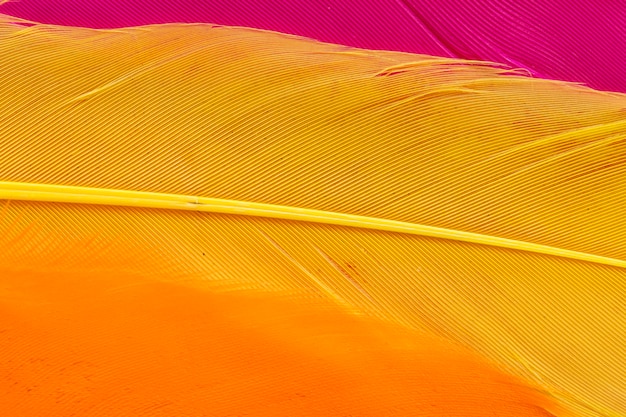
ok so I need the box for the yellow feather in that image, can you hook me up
[1,18,625,417]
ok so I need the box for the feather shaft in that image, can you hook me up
[1,180,625,269]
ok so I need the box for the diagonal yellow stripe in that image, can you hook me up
[1,180,624,269]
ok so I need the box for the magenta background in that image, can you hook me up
[2,0,625,93]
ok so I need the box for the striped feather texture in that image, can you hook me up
[1,1,625,92]
[0,16,625,417]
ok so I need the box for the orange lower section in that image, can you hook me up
[0,267,559,416]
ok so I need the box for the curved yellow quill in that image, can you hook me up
[1,181,625,269]
[0,16,625,417]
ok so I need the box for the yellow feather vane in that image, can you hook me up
[0,15,624,417]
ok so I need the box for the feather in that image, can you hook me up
[0,17,625,416]
[1,1,625,93]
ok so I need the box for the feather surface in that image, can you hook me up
[0,17,625,417]
[1,1,625,92]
